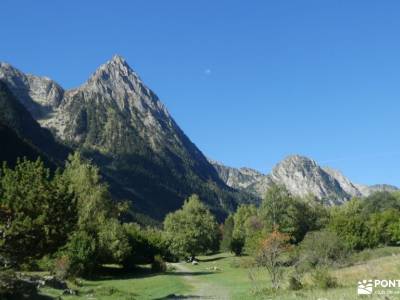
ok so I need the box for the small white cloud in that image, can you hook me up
[204,69,211,75]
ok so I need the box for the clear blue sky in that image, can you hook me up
[1,0,400,185]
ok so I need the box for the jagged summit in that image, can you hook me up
[82,55,143,90]
[0,62,64,118]
[210,154,399,205]
[0,57,171,139]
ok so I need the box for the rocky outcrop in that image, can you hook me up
[0,62,64,119]
[209,159,265,190]
[211,155,398,205]
[269,155,349,203]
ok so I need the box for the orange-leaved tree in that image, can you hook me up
[256,229,292,290]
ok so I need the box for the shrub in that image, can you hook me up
[230,237,245,256]
[122,223,170,270]
[299,230,349,268]
[256,230,292,290]
[288,276,303,291]
[151,255,167,273]
[37,255,54,272]
[311,268,338,290]
[63,231,97,277]
[53,256,71,280]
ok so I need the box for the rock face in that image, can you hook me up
[0,80,69,165]
[269,155,349,203]
[354,183,399,197]
[211,155,398,205]
[0,62,64,119]
[0,56,241,220]
[209,159,265,190]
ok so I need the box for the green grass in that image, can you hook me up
[39,266,191,300]
[39,247,400,300]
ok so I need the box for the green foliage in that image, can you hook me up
[63,152,113,233]
[311,268,338,290]
[328,199,370,250]
[367,209,400,246]
[230,237,245,256]
[245,214,269,255]
[164,194,219,258]
[122,223,168,269]
[220,215,234,251]
[259,185,324,243]
[362,191,400,215]
[288,276,303,291]
[232,204,258,255]
[329,193,400,251]
[97,219,131,264]
[151,255,167,273]
[62,230,98,277]
[232,204,257,241]
[61,153,131,274]
[299,230,349,268]
[0,158,76,265]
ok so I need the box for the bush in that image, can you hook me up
[63,231,97,277]
[299,230,349,268]
[37,255,54,272]
[311,268,338,290]
[53,256,71,280]
[288,276,303,291]
[230,237,245,256]
[122,223,169,270]
[151,255,167,273]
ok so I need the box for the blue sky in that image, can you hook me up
[1,1,400,185]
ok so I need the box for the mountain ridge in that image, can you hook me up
[210,155,398,204]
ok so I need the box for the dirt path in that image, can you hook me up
[170,262,230,300]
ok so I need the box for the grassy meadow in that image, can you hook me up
[38,247,400,300]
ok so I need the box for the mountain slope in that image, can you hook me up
[0,80,70,165]
[0,63,63,119]
[209,159,265,190]
[211,155,398,204]
[0,121,46,166]
[0,57,243,220]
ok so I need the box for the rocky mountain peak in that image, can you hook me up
[85,54,140,87]
[272,155,318,173]
[211,154,399,205]
[0,62,64,118]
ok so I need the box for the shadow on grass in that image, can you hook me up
[153,294,205,299]
[88,265,213,281]
[32,294,54,300]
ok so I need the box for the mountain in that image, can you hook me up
[0,56,243,220]
[0,80,70,166]
[0,121,44,166]
[210,155,398,205]
[209,159,265,190]
[0,62,63,119]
